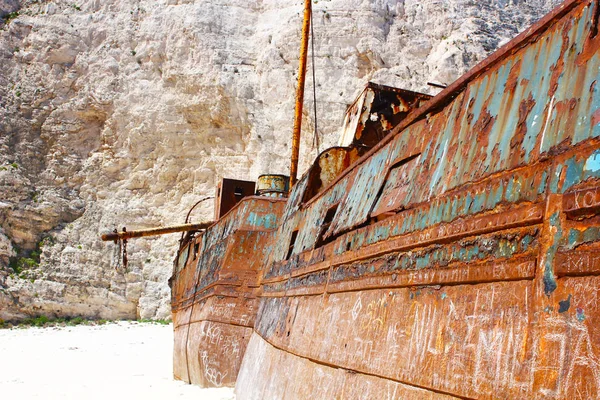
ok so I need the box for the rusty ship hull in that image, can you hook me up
[171,0,600,397]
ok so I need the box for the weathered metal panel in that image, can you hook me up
[214,178,256,220]
[254,281,533,399]
[300,147,363,202]
[235,333,459,400]
[170,196,286,388]
[190,296,259,328]
[186,197,285,292]
[370,153,421,218]
[203,196,286,252]
[338,86,368,148]
[270,174,350,263]
[327,145,392,235]
[173,321,191,382]
[186,321,252,387]
[338,82,432,149]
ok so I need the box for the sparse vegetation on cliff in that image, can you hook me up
[0,315,110,329]
[3,11,19,24]
[0,316,170,329]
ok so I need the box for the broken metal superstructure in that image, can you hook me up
[170,0,600,398]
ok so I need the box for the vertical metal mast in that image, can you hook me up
[289,0,312,188]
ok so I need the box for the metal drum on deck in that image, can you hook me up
[256,175,290,197]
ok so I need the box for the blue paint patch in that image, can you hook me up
[442,198,452,222]
[505,178,516,202]
[472,192,485,213]
[562,156,583,192]
[584,150,600,173]
[568,229,580,248]
[246,212,278,229]
[450,197,459,220]
[538,170,548,195]
[558,294,572,313]
[550,164,562,193]
[441,292,447,300]
[521,234,534,250]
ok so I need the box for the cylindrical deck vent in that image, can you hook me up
[256,174,290,197]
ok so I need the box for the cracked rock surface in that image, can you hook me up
[0,0,560,321]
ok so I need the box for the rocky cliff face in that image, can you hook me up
[0,0,561,321]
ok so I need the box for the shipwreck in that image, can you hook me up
[103,0,600,398]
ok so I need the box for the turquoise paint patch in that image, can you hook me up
[521,235,534,250]
[451,196,459,220]
[538,170,548,195]
[434,202,444,225]
[567,229,579,248]
[584,150,600,174]
[550,164,562,193]
[368,225,390,245]
[485,184,500,210]
[416,254,431,269]
[583,227,600,243]
[472,192,486,213]
[246,212,277,229]
[441,198,451,222]
[523,49,553,159]
[506,177,518,202]
[562,156,584,192]
[467,245,478,260]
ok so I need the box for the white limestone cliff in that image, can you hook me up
[0,0,561,320]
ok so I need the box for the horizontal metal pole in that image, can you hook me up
[101,222,213,241]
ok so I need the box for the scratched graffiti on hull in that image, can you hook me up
[171,0,600,398]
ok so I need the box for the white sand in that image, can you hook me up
[0,322,235,400]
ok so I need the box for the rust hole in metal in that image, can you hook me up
[193,242,200,260]
[286,230,299,260]
[315,204,339,248]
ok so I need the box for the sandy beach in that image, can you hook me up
[0,322,235,400]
